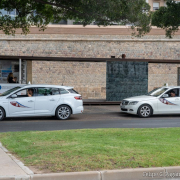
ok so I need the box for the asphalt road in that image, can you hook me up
[1,105,180,132]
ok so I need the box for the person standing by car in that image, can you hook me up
[13,77,18,83]
[7,73,16,83]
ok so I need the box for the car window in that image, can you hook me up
[51,88,60,95]
[147,87,161,96]
[37,88,52,96]
[37,88,60,96]
[60,88,69,94]
[164,88,179,98]
[67,89,78,94]
[13,88,35,98]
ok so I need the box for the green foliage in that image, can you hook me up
[152,0,180,38]
[0,0,151,36]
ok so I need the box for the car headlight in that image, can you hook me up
[129,101,139,105]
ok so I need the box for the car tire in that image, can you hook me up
[137,104,153,118]
[0,107,5,121]
[55,105,71,120]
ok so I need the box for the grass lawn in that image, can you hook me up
[0,128,180,173]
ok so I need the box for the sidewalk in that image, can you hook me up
[1,142,180,180]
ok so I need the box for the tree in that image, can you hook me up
[0,0,151,36]
[152,0,180,38]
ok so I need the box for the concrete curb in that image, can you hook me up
[1,38,180,42]
[0,143,34,176]
[2,167,180,180]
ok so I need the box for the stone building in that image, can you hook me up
[146,0,180,11]
[0,25,180,100]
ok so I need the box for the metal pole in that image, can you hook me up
[19,58,21,84]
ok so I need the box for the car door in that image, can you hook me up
[8,88,35,116]
[157,88,180,114]
[35,87,60,115]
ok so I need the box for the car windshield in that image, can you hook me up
[147,87,162,96]
[0,86,22,96]
[149,88,169,97]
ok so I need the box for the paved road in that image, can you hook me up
[1,105,180,132]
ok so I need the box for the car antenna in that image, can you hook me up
[62,75,65,86]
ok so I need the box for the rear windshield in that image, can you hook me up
[67,89,79,94]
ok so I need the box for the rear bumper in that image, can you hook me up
[73,105,83,114]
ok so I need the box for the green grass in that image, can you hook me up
[1,128,180,172]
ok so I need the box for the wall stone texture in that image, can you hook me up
[1,37,180,60]
[32,61,106,99]
[148,63,180,91]
[1,31,180,99]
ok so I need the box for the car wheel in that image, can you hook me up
[137,104,152,118]
[56,105,71,120]
[0,107,5,121]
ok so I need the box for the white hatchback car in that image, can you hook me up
[121,86,180,118]
[0,85,83,121]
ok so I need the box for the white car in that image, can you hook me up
[121,86,180,118]
[0,85,83,121]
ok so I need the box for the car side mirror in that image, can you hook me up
[11,94,17,98]
[162,94,169,98]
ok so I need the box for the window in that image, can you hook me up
[37,88,52,96]
[60,88,69,94]
[151,88,168,97]
[67,89,78,94]
[153,2,160,10]
[51,88,60,95]
[164,88,179,97]
[37,88,60,96]
[14,88,35,98]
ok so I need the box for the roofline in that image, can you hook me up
[22,84,74,89]
[0,55,180,63]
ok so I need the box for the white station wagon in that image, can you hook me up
[121,86,180,118]
[0,85,83,121]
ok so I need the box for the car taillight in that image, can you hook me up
[74,96,82,100]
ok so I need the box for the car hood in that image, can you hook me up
[124,95,157,102]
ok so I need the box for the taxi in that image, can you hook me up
[0,85,83,121]
[121,86,180,118]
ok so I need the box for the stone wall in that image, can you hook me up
[0,27,180,99]
[148,63,180,91]
[32,61,106,99]
[1,36,180,60]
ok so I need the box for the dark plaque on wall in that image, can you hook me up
[106,61,148,101]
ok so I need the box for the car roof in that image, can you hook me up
[161,86,180,89]
[21,84,74,89]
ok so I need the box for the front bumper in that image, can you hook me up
[120,104,138,115]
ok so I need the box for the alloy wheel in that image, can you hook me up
[57,106,71,120]
[140,106,151,117]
